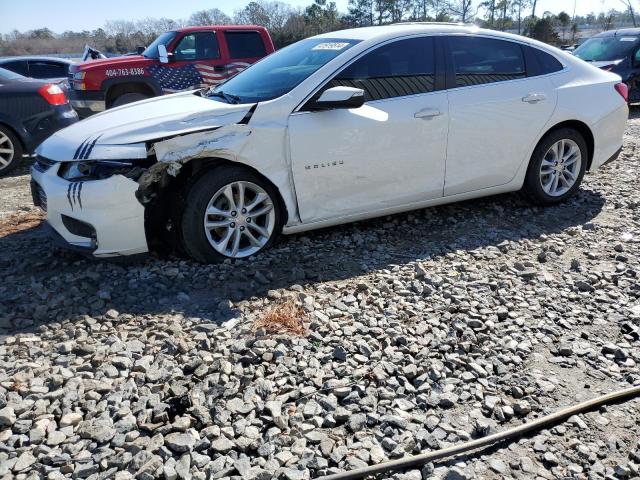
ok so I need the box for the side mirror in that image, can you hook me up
[312,86,365,110]
[158,44,169,64]
[136,46,145,55]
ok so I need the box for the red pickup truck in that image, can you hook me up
[68,25,274,117]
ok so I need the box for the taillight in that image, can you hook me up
[615,83,629,102]
[38,84,68,105]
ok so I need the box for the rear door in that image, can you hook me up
[443,35,558,196]
[221,30,270,78]
[158,30,226,92]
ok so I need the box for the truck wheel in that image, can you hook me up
[0,125,23,177]
[111,93,150,108]
[180,167,284,263]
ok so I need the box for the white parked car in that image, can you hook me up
[32,24,628,262]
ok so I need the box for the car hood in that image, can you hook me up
[37,91,254,161]
[74,55,150,70]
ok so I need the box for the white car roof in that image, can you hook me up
[315,22,579,67]
[318,23,560,50]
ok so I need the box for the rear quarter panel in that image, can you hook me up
[547,66,627,170]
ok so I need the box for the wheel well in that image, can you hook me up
[142,157,289,251]
[0,122,26,152]
[541,120,595,170]
[105,83,155,108]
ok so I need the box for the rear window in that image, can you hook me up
[29,61,69,78]
[225,31,267,59]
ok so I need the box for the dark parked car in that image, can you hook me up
[0,56,74,82]
[573,28,640,103]
[0,67,78,176]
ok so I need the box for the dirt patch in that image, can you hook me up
[0,210,44,237]
[253,301,308,336]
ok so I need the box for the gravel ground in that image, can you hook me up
[1,110,639,480]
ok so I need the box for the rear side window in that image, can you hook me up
[29,61,69,78]
[225,31,267,59]
[449,36,525,87]
[1,60,29,76]
[327,37,436,102]
[535,49,563,74]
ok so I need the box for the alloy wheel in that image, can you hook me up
[203,181,276,258]
[0,131,15,171]
[539,139,582,197]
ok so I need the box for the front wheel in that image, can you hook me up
[522,128,588,205]
[180,167,283,262]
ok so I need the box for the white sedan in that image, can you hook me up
[32,24,628,262]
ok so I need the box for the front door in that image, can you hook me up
[289,36,448,224]
[155,31,226,92]
[443,36,557,196]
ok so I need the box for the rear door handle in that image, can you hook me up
[522,93,546,104]
[415,108,442,119]
[214,65,226,72]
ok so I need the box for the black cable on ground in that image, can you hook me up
[316,385,640,480]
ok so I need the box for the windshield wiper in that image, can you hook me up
[207,89,241,104]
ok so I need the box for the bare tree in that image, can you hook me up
[447,0,474,22]
[618,0,637,26]
[187,8,232,26]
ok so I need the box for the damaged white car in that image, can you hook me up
[32,24,628,262]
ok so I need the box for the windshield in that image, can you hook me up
[208,37,361,103]
[143,31,178,59]
[574,35,640,62]
[0,67,23,81]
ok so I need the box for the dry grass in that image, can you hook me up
[0,211,44,237]
[253,301,308,337]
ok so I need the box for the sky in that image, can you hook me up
[0,0,627,34]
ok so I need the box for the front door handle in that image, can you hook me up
[415,108,442,119]
[522,93,547,104]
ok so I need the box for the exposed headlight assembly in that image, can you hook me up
[58,160,144,181]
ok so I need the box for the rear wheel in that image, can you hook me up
[111,92,150,108]
[180,167,283,262]
[0,126,23,177]
[522,128,587,205]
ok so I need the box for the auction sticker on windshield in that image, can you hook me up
[312,42,350,51]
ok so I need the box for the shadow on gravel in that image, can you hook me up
[629,104,640,120]
[0,186,606,336]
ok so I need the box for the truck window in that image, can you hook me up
[225,31,267,59]
[174,32,220,61]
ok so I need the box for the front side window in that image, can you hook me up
[450,36,525,87]
[174,32,220,61]
[574,35,640,62]
[1,60,28,76]
[225,31,267,59]
[324,37,436,102]
[207,37,360,103]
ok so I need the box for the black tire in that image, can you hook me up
[521,128,588,206]
[0,125,24,177]
[180,167,284,263]
[111,92,150,108]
